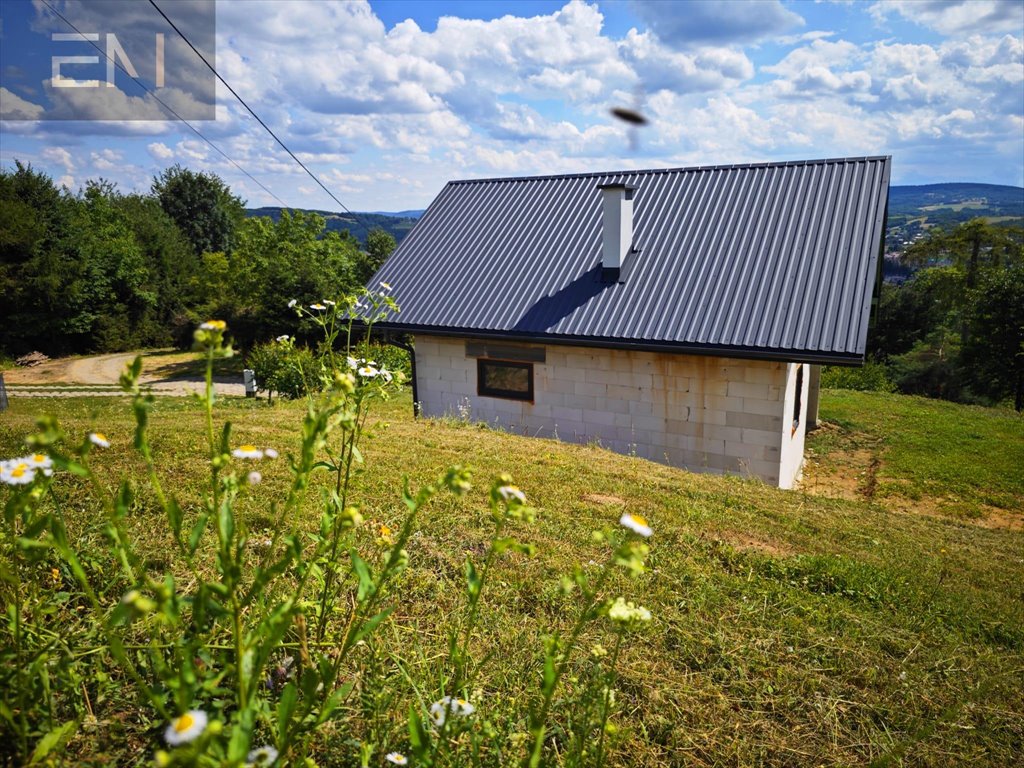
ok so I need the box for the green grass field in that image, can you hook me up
[1,388,1022,766]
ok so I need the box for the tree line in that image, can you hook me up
[846,218,1023,410]
[0,162,396,357]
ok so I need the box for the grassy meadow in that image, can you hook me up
[1,385,1022,766]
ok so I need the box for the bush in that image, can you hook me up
[365,342,411,383]
[247,338,324,401]
[821,361,896,392]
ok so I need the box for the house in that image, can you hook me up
[370,157,891,488]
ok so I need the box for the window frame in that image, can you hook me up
[477,358,534,402]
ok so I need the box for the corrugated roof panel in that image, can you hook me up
[370,156,892,364]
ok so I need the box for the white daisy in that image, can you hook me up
[247,471,262,486]
[232,445,264,460]
[89,432,111,449]
[497,485,526,504]
[357,365,379,378]
[276,335,290,343]
[385,753,408,765]
[164,709,207,745]
[199,320,226,331]
[287,299,297,308]
[310,303,326,311]
[619,512,652,538]
[1,461,35,486]
[429,695,476,727]
[323,299,336,306]
[247,745,279,766]
[263,448,279,459]
[346,356,359,370]
[25,453,52,470]
[379,281,392,291]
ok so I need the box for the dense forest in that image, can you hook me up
[0,162,395,357]
[2,162,1022,409]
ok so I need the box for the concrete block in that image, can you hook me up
[584,368,621,386]
[583,409,618,427]
[741,397,785,417]
[702,424,743,443]
[743,365,785,385]
[724,440,769,461]
[727,381,769,400]
[726,410,783,432]
[440,367,468,383]
[628,399,653,416]
[741,428,782,448]
[551,406,583,422]
[576,381,608,398]
[704,394,743,412]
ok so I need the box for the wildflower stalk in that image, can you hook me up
[453,513,506,690]
[525,556,615,768]
[593,630,624,768]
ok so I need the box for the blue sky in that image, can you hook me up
[1,0,1022,211]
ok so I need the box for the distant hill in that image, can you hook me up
[884,183,1022,255]
[245,207,421,246]
[248,183,1021,250]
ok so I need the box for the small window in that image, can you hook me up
[478,359,534,401]
[792,365,804,434]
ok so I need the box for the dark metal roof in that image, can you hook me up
[371,156,891,364]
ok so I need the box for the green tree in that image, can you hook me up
[353,227,397,286]
[152,165,245,257]
[0,162,79,353]
[961,265,1024,410]
[192,210,360,348]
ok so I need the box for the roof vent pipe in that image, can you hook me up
[598,183,635,280]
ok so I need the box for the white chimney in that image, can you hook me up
[598,183,635,276]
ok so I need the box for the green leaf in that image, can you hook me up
[166,497,184,541]
[465,557,481,597]
[277,682,298,741]
[50,454,88,477]
[407,705,431,758]
[316,680,355,725]
[30,720,78,763]
[352,606,395,645]
[188,513,209,554]
[311,460,337,473]
[350,550,374,601]
[227,707,254,763]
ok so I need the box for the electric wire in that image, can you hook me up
[38,0,289,207]
[148,0,365,226]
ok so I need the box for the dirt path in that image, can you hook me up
[3,350,245,397]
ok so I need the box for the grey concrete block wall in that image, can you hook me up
[413,335,808,489]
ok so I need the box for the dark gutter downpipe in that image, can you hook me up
[386,334,418,419]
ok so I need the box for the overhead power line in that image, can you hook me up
[146,0,374,240]
[38,0,289,207]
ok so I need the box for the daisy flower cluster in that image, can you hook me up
[428,695,476,727]
[347,356,394,383]
[0,452,52,486]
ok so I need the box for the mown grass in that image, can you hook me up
[811,389,1024,515]
[1,389,1022,766]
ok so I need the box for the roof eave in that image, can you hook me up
[370,322,866,366]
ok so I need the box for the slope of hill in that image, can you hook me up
[1,385,1020,765]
